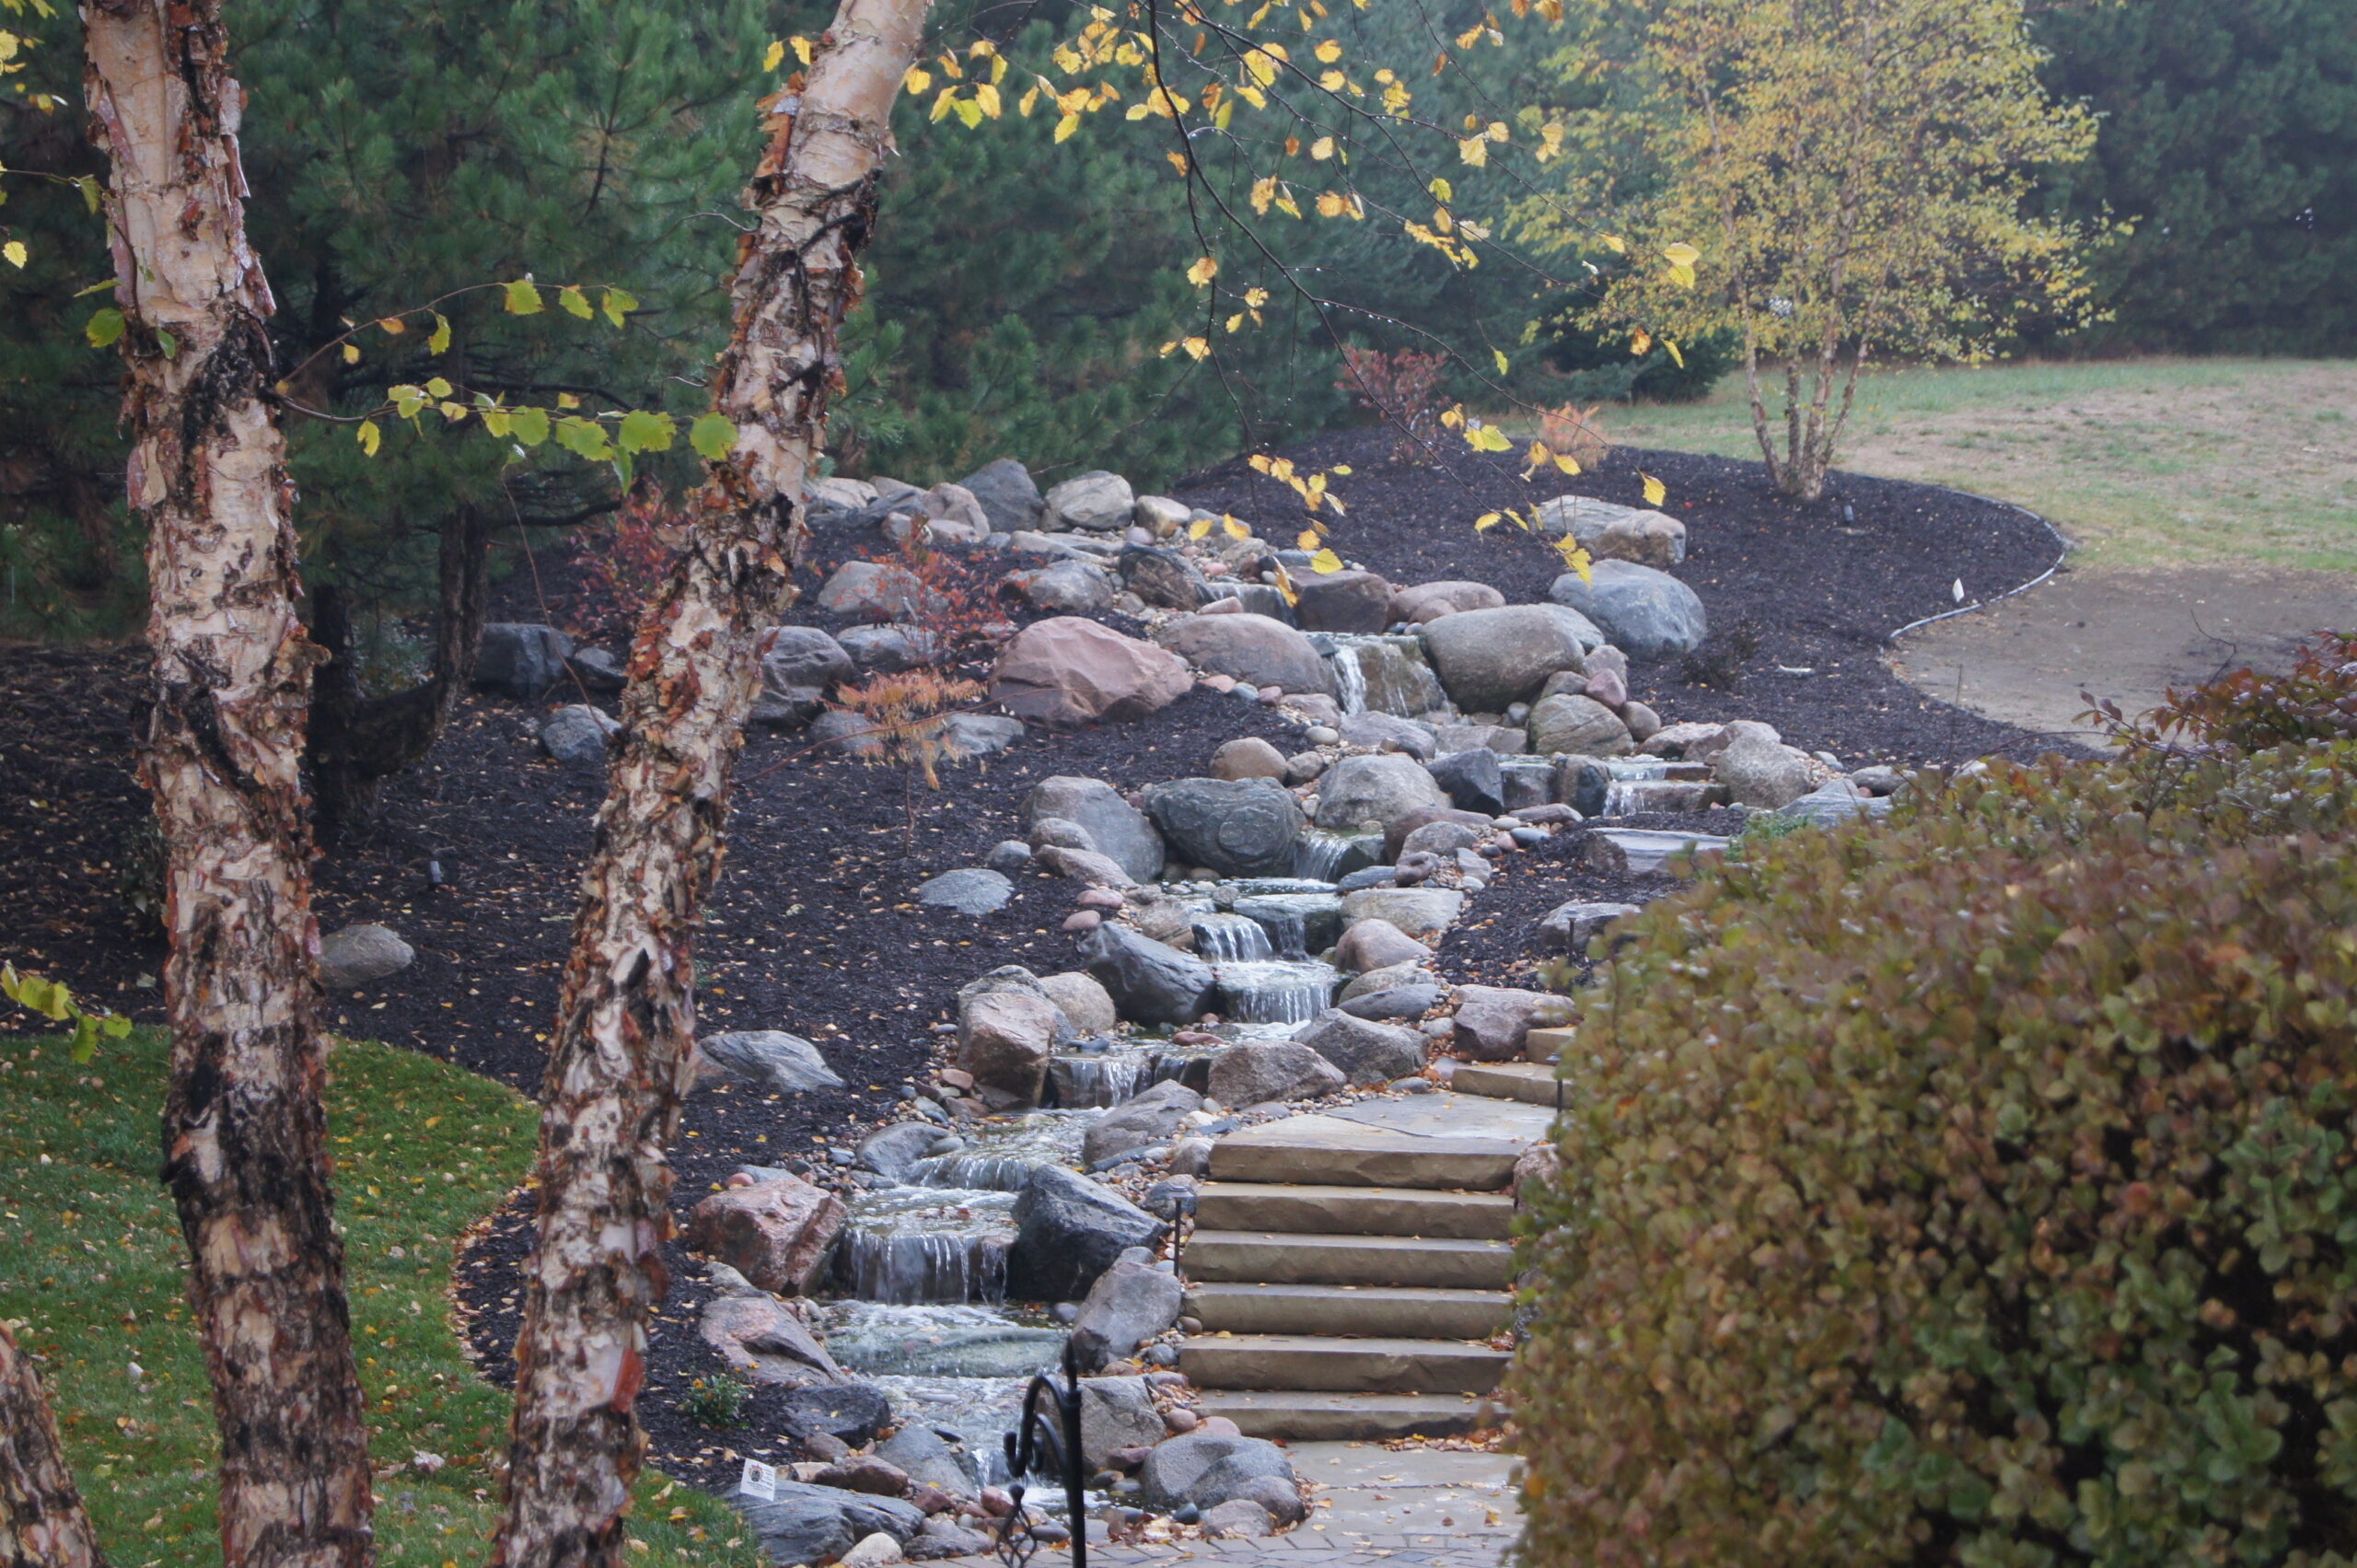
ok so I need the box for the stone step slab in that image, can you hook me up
[1194,1181,1516,1241]
[1180,1334,1509,1395]
[1209,1102,1541,1191]
[1526,1025,1576,1064]
[1185,1230,1514,1290]
[1185,1282,1511,1340]
[1449,1062,1561,1107]
[1192,1390,1504,1442]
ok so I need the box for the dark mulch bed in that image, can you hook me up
[1176,431,2078,768]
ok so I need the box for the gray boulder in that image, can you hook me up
[1426,747,1506,814]
[855,1121,946,1180]
[1081,1079,1203,1167]
[916,868,1015,916]
[1156,614,1333,696]
[1392,580,1506,624]
[1421,604,1600,712]
[1075,1372,1171,1462]
[959,458,1045,533]
[1778,781,1892,826]
[1337,711,1436,760]
[956,989,1061,1109]
[318,923,412,989]
[1292,569,1393,633]
[1339,886,1464,937]
[731,1481,926,1566]
[765,626,856,692]
[1338,985,1443,1023]
[1549,560,1708,661]
[696,1031,844,1095]
[474,622,574,697]
[1527,692,1633,757]
[839,624,934,674]
[1208,1040,1346,1105]
[539,703,619,764]
[1008,560,1116,614]
[700,1285,844,1390]
[1024,776,1166,884]
[1313,752,1448,833]
[1073,1263,1182,1374]
[1118,545,1210,610]
[783,1380,895,1446]
[1038,970,1119,1035]
[1006,1166,1166,1300]
[1080,925,1219,1026]
[942,713,1025,757]
[1334,918,1429,972]
[1539,900,1643,954]
[1451,985,1575,1063]
[1210,737,1289,782]
[808,709,888,759]
[818,561,941,622]
[1294,1010,1425,1086]
[1139,1434,1297,1513]
[1144,778,1306,877]
[1043,470,1136,532]
[876,1425,980,1498]
[1715,735,1816,809]
[568,646,627,691]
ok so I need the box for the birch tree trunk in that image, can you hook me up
[492,0,929,1560]
[82,5,376,1566]
[0,1323,105,1568]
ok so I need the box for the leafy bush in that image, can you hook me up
[679,1376,750,1430]
[1538,401,1613,470]
[1545,298,1739,404]
[1335,345,1453,464]
[2092,630,2357,754]
[1513,745,2357,1568]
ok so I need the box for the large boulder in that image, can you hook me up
[765,626,856,692]
[1450,985,1576,1063]
[1293,569,1393,633]
[1038,970,1119,1036]
[1715,732,1816,808]
[1118,545,1210,611]
[991,618,1193,728]
[840,624,934,675]
[1023,777,1165,883]
[818,561,942,622]
[1337,711,1436,760]
[1007,560,1116,614]
[685,1175,847,1295]
[1426,747,1506,814]
[1155,614,1333,696]
[1382,804,1497,859]
[538,704,618,764]
[1080,925,1219,1026]
[1294,1010,1426,1086]
[1392,580,1505,625]
[1043,470,1135,532]
[694,1031,844,1095]
[855,1121,946,1180]
[1313,752,1448,833]
[1073,1263,1183,1375]
[1210,737,1289,782]
[1527,692,1634,757]
[731,1481,927,1566]
[1422,605,1602,712]
[1334,918,1430,972]
[956,989,1061,1109]
[1144,778,1306,877]
[1339,886,1464,938]
[1549,560,1708,661]
[784,1382,894,1446]
[1208,1040,1346,1105]
[959,458,1044,533]
[318,923,413,989]
[474,622,574,697]
[1006,1166,1166,1301]
[1081,1079,1203,1167]
[1139,1434,1298,1513]
[1534,495,1689,567]
[876,1426,980,1499]
[915,868,1015,916]
[700,1284,845,1389]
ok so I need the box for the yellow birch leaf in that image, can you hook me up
[1492,348,1510,375]
[342,343,360,365]
[1168,151,1190,175]
[1181,336,1210,360]
[1662,242,1700,266]
[2,240,25,269]
[1457,135,1488,167]
[1273,563,1299,607]
[1310,135,1334,160]
[1296,529,1322,551]
[1641,472,1666,505]
[1666,262,1696,289]
[762,40,784,70]
[1055,113,1081,142]
[1308,548,1343,575]
[1186,255,1218,287]
[905,65,933,93]
[1474,512,1501,532]
[974,82,1002,118]
[1601,233,1626,254]
[1223,518,1251,540]
[428,313,452,354]
[1665,339,1685,368]
[791,35,812,64]
[377,316,406,335]
[356,419,381,457]
[1555,453,1582,475]
[1188,518,1213,540]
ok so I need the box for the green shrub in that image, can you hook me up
[2095,631,2357,754]
[1512,745,2357,1568]
[679,1375,750,1429]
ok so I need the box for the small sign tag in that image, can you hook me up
[740,1458,778,1501]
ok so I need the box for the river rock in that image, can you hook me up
[731,1481,926,1566]
[1293,569,1393,633]
[1450,985,1576,1063]
[957,990,1061,1109]
[1337,711,1436,759]
[1294,1010,1425,1086]
[1391,580,1505,624]
[1549,560,1708,661]
[538,703,619,764]
[1008,560,1116,614]
[1339,886,1464,937]
[1422,604,1601,711]
[1081,925,1220,1026]
[818,561,942,622]
[474,622,574,697]
[1715,732,1816,808]
[856,1121,946,1181]
[1038,971,1119,1036]
[960,458,1045,533]
[877,1426,981,1499]
[1313,752,1447,833]
[1399,819,1486,859]
[1539,901,1643,954]
[1043,470,1136,532]
[686,1175,847,1295]
[1025,776,1166,882]
[1208,1040,1345,1105]
[766,626,856,692]
[1528,692,1633,757]
[1202,1500,1276,1539]
[1535,495,1689,567]
[917,868,1016,917]
[1007,1166,1166,1300]
[1082,1079,1203,1167]
[944,714,1025,757]
[1036,846,1135,887]
[1119,545,1210,610]
[1074,1263,1181,1376]
[1210,737,1288,782]
[1155,614,1333,696]
[992,619,1193,728]
[694,1030,844,1095]
[808,709,887,759]
[1334,919,1429,972]
[1139,1434,1297,1513]
[840,624,934,674]
[318,923,413,989]
[701,1288,845,1390]
[1144,778,1305,877]
[1074,1371,1172,1464]
[1339,985,1443,1023]
[784,1381,896,1447]
[1426,747,1505,814]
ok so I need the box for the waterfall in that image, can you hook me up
[1046,1051,1144,1108]
[1330,644,1369,715]
[830,1188,1016,1304]
[1322,635,1450,718]
[1291,830,1377,882]
[1213,958,1340,1025]
[913,1111,1093,1191]
[1192,912,1275,964]
[1234,891,1342,958]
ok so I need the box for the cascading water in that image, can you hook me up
[1292,830,1379,881]
[1322,634,1451,718]
[1213,958,1340,1025]
[911,1110,1094,1191]
[1330,644,1369,714]
[1233,891,1343,958]
[1192,912,1275,964]
[830,1187,1016,1304]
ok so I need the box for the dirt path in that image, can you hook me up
[1890,564,2356,746]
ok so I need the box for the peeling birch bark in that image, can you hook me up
[0,1323,105,1568]
[81,3,374,1565]
[492,0,930,1562]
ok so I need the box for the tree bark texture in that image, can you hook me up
[308,505,491,835]
[491,1,929,1562]
[0,1323,105,1568]
[82,4,376,1566]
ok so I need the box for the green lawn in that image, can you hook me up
[1525,357,2357,574]
[0,1028,761,1568]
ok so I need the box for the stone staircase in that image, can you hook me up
[1175,1091,1553,1441]
[1447,1024,1575,1106]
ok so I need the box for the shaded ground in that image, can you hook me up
[1892,563,2356,744]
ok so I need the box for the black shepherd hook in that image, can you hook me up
[994,1337,1088,1568]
